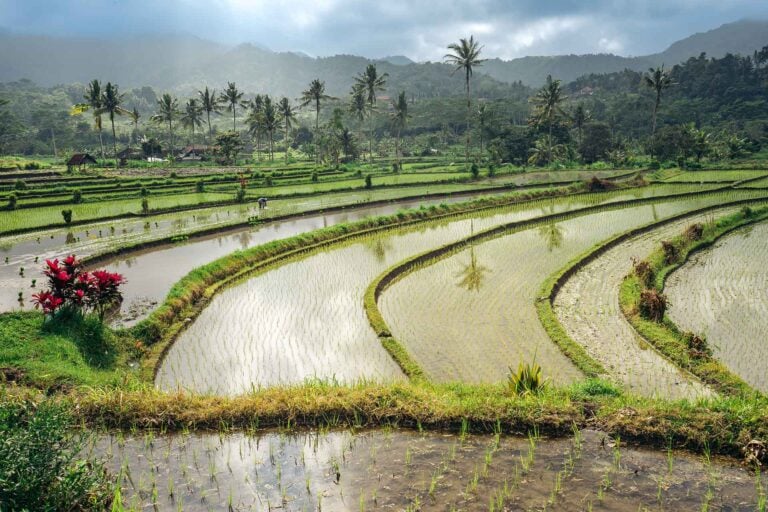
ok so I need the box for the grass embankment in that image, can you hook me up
[619,206,768,397]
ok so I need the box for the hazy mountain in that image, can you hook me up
[0,19,765,94]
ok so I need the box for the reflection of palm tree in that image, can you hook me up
[455,246,490,292]
[538,222,564,252]
[651,203,659,222]
[365,237,392,262]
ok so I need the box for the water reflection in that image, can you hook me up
[455,246,491,292]
[538,222,564,252]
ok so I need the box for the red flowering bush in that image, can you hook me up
[31,255,125,321]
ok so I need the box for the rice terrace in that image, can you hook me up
[3,2,768,510]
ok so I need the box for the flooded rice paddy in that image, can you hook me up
[667,221,768,393]
[379,197,765,394]
[94,428,764,511]
[157,189,767,394]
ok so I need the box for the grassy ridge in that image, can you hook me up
[619,207,768,397]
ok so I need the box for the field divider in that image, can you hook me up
[362,191,768,382]
[539,198,768,392]
[618,207,768,397]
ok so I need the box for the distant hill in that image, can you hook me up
[0,19,766,94]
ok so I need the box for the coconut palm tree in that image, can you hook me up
[354,64,388,162]
[528,75,568,165]
[198,86,222,140]
[97,82,130,167]
[444,35,486,165]
[476,104,493,157]
[220,82,244,131]
[260,95,279,161]
[130,106,140,146]
[150,93,179,156]
[572,103,590,147]
[643,65,673,137]
[71,79,105,161]
[181,98,204,143]
[246,95,265,161]
[389,91,410,169]
[300,79,335,131]
[277,97,297,163]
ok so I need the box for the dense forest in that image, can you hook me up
[0,46,767,167]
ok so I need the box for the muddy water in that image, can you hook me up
[91,428,761,511]
[156,190,764,395]
[553,205,768,399]
[379,196,763,396]
[667,222,768,393]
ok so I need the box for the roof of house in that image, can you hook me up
[66,153,97,165]
[180,144,212,154]
[116,148,144,159]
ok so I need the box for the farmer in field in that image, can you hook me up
[258,197,268,209]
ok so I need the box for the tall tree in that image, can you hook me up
[97,82,130,167]
[571,103,590,148]
[643,65,674,137]
[198,86,222,140]
[476,104,493,157]
[389,91,410,169]
[181,99,204,143]
[130,106,140,147]
[444,35,486,165]
[277,97,297,163]
[300,79,335,131]
[71,79,105,161]
[246,95,265,161]
[150,93,179,155]
[220,82,244,131]
[528,75,568,165]
[354,64,388,162]
[260,95,279,161]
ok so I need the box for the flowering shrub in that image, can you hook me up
[31,255,125,321]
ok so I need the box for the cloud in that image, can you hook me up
[1,0,766,60]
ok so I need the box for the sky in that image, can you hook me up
[1,0,767,61]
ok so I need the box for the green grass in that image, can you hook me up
[619,206,768,397]
[0,311,134,388]
[662,170,768,182]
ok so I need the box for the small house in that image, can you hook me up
[179,144,212,160]
[66,153,97,172]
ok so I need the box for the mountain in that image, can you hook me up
[0,19,766,94]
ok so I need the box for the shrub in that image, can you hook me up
[638,289,668,322]
[0,399,112,511]
[682,331,711,358]
[392,162,400,173]
[14,179,27,191]
[31,255,125,321]
[141,197,149,214]
[633,259,655,287]
[7,192,17,210]
[139,186,149,197]
[311,171,318,182]
[741,205,754,218]
[235,187,246,203]
[365,174,373,189]
[488,164,497,178]
[61,209,73,224]
[585,176,616,192]
[470,163,480,179]
[264,176,273,187]
[684,223,704,241]
[170,171,178,178]
[661,240,679,265]
[72,189,82,204]
[508,361,548,396]
[196,180,205,193]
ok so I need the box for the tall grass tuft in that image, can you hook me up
[508,361,548,396]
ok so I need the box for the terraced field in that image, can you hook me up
[666,222,768,393]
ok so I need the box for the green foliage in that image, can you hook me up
[13,179,27,191]
[235,186,246,203]
[470,162,480,178]
[140,197,149,214]
[196,180,205,193]
[508,361,548,396]
[364,174,372,189]
[579,122,613,163]
[7,192,17,210]
[214,131,243,164]
[61,208,73,224]
[0,398,113,511]
[72,188,82,204]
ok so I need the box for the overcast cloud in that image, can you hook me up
[2,0,767,60]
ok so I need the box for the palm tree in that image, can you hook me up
[338,127,356,161]
[181,98,204,143]
[71,79,105,161]
[572,103,590,147]
[260,95,279,161]
[130,107,140,146]
[476,104,493,156]
[389,91,410,169]
[97,82,130,167]
[220,82,244,131]
[354,64,388,162]
[528,75,567,165]
[643,65,673,137]
[246,95,265,161]
[277,97,297,163]
[300,79,335,131]
[150,93,179,155]
[444,35,486,165]
[198,86,222,140]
